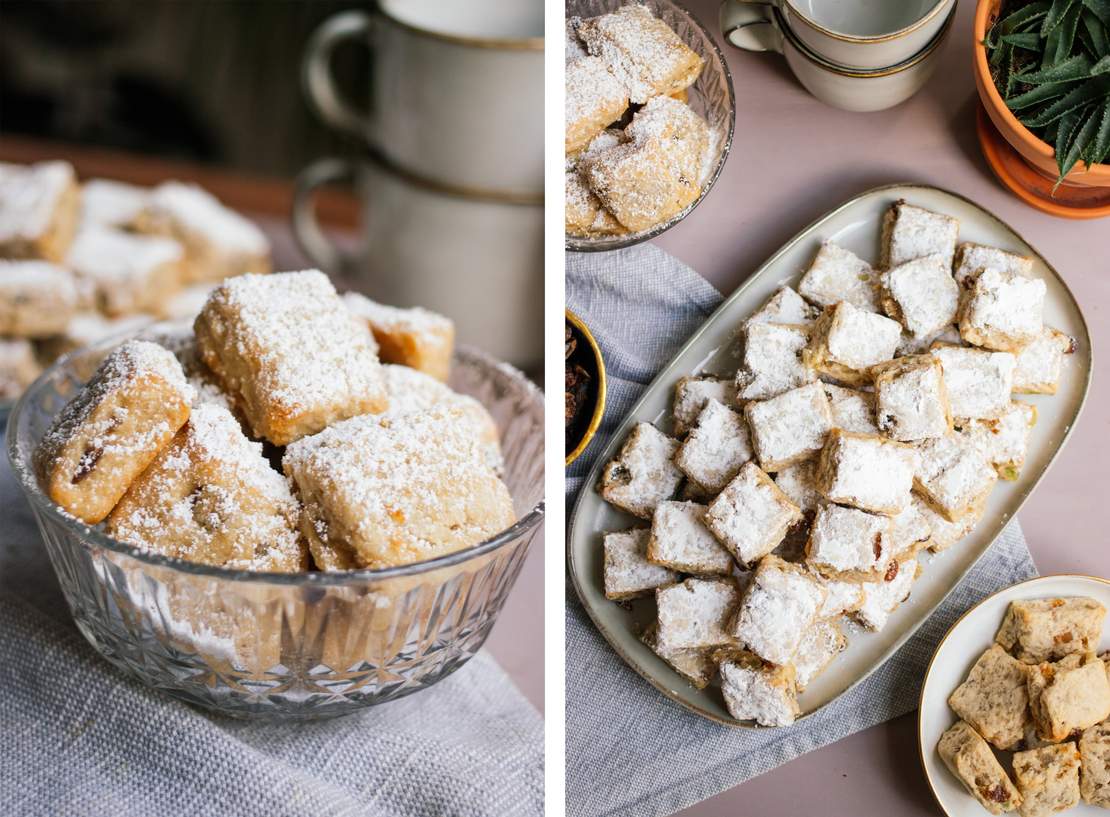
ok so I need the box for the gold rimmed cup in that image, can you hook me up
[565,309,607,467]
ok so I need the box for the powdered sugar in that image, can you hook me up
[0,160,74,242]
[674,398,752,493]
[881,254,959,340]
[736,323,814,400]
[79,178,149,228]
[656,577,739,652]
[931,345,1015,420]
[146,182,268,255]
[733,556,825,665]
[854,559,918,631]
[649,500,733,575]
[720,656,798,727]
[807,503,890,577]
[745,382,833,470]
[603,527,678,598]
[798,241,879,312]
[705,462,800,565]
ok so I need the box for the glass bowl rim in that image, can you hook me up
[564,0,738,253]
[7,331,546,586]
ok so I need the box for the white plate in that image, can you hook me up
[567,183,1093,727]
[918,575,1110,817]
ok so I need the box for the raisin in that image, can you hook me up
[71,442,105,484]
[884,562,899,582]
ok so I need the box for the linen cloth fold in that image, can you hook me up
[565,244,1038,817]
[0,444,543,817]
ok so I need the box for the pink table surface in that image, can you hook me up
[650,1,1109,814]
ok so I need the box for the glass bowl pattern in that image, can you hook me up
[565,0,736,252]
[7,339,544,720]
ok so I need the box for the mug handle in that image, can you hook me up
[291,157,362,274]
[719,0,784,53]
[301,11,375,139]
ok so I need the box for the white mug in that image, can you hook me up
[302,0,544,199]
[721,3,954,112]
[292,154,543,369]
[720,0,954,69]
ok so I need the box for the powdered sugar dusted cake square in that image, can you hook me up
[0,338,41,400]
[797,241,879,312]
[34,339,194,524]
[931,344,1015,420]
[674,398,752,493]
[672,375,737,437]
[602,527,678,600]
[624,96,710,185]
[744,286,817,330]
[582,137,699,233]
[805,503,892,582]
[948,644,1031,750]
[655,577,740,653]
[853,558,918,631]
[880,200,959,269]
[823,383,878,435]
[704,462,802,566]
[793,618,846,691]
[106,403,306,572]
[814,429,916,515]
[745,382,834,472]
[773,460,822,514]
[344,292,455,382]
[79,178,148,229]
[1013,744,1081,817]
[731,555,825,665]
[882,498,933,562]
[599,421,683,519]
[0,160,79,262]
[920,494,986,553]
[815,572,865,617]
[719,651,799,727]
[872,354,952,442]
[736,322,815,400]
[0,260,80,337]
[952,241,1033,289]
[381,363,502,472]
[959,267,1046,352]
[640,623,716,689]
[576,4,703,104]
[283,405,514,570]
[937,720,1023,815]
[804,301,902,387]
[66,225,184,317]
[995,598,1106,663]
[880,254,960,340]
[913,433,998,522]
[1013,326,1074,395]
[135,181,270,282]
[195,270,388,446]
[648,500,733,575]
[565,56,629,153]
[959,401,1036,481]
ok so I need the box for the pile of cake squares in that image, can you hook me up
[597,198,1075,727]
[0,159,271,402]
[565,4,715,238]
[939,597,1110,816]
[32,267,514,574]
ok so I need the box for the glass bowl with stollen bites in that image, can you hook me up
[565,0,735,251]
[8,269,544,720]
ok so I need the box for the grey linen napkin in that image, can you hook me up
[565,244,1038,817]
[0,443,543,817]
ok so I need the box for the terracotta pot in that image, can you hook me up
[973,0,1110,188]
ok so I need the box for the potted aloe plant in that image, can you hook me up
[974,0,1110,191]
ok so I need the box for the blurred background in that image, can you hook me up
[1,0,363,175]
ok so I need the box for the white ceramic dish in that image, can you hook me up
[722,2,955,112]
[567,183,1092,728]
[918,575,1110,817]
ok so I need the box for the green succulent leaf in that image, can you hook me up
[1089,100,1110,162]
[1021,75,1110,126]
[1007,80,1075,109]
[1044,24,1065,66]
[1093,54,1110,72]
[1056,2,1083,59]
[1081,0,1110,26]
[1044,0,1079,35]
[999,0,1052,31]
[1016,53,1092,82]
[1055,104,1100,186]
[1001,31,1044,49]
[993,40,1014,68]
[1082,9,1110,53]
